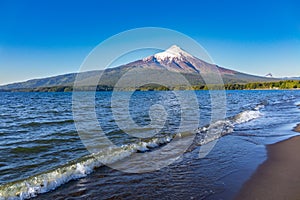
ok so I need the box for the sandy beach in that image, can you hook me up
[236,128,300,200]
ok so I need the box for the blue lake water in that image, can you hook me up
[0,90,299,199]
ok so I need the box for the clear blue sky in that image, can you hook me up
[0,0,299,85]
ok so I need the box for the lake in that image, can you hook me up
[0,90,299,199]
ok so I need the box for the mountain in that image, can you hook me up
[265,73,273,78]
[0,45,278,91]
[126,45,236,75]
[283,77,300,80]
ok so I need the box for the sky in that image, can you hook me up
[0,0,299,85]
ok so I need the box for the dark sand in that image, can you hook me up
[236,132,300,200]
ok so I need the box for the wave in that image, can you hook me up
[0,136,173,200]
[194,103,264,146]
[0,104,264,200]
[195,120,234,146]
[234,110,262,124]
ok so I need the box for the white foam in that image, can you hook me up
[254,104,265,110]
[0,159,100,200]
[234,110,262,124]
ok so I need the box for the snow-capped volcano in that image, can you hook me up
[152,45,194,62]
[135,45,235,74]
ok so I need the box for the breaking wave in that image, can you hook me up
[0,136,173,200]
[194,103,264,146]
[0,104,264,200]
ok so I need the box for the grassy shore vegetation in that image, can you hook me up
[3,80,300,92]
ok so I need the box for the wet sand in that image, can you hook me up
[236,132,300,200]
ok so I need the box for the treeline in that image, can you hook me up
[122,80,300,91]
[7,85,114,92]
[3,80,300,92]
[224,80,300,90]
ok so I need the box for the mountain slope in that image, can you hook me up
[0,45,278,90]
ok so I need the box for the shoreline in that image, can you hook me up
[1,88,300,93]
[235,131,300,200]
